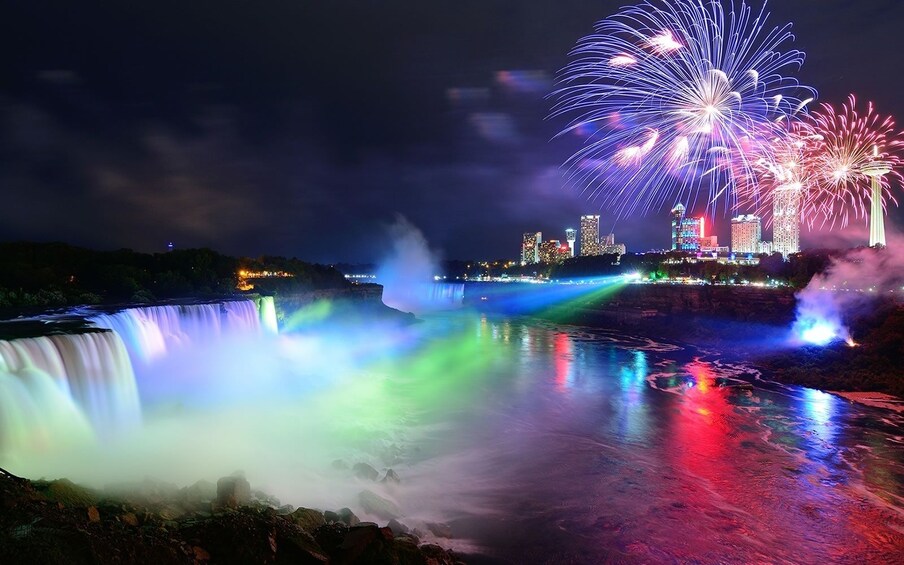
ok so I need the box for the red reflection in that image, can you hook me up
[553,332,573,391]
[672,360,732,481]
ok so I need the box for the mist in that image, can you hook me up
[792,232,904,345]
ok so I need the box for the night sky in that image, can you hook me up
[2,0,903,263]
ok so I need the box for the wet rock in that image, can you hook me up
[387,518,409,536]
[34,479,97,507]
[358,489,402,520]
[426,522,453,538]
[291,507,326,532]
[396,532,420,545]
[180,479,216,508]
[420,543,460,564]
[336,507,360,526]
[380,469,401,485]
[216,475,251,508]
[87,506,100,523]
[251,489,280,508]
[352,462,379,481]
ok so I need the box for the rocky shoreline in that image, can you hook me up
[0,468,462,565]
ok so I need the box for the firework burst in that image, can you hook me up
[551,0,814,217]
[803,95,904,229]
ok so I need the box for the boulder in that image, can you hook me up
[290,508,326,532]
[358,489,402,520]
[336,507,360,526]
[180,479,216,508]
[380,469,401,485]
[387,518,409,536]
[352,463,379,481]
[216,475,251,508]
[426,522,453,538]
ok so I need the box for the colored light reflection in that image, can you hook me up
[553,332,574,391]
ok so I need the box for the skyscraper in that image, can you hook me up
[580,215,600,256]
[772,187,800,257]
[670,204,704,252]
[565,228,577,257]
[731,214,761,254]
[521,232,541,264]
[539,240,564,264]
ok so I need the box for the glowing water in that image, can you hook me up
[1,307,902,560]
[0,331,138,459]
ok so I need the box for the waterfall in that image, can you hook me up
[89,300,264,365]
[429,283,465,307]
[258,296,279,334]
[1,298,270,460]
[0,331,139,455]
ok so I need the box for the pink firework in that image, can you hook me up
[804,95,904,228]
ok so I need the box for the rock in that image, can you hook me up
[330,524,397,564]
[34,478,97,506]
[192,545,211,561]
[291,507,326,532]
[358,489,402,520]
[387,518,409,536]
[420,543,459,564]
[251,489,280,508]
[426,522,453,538]
[396,532,420,546]
[87,506,100,523]
[323,510,340,523]
[352,463,379,481]
[180,479,217,507]
[380,469,401,484]
[216,475,251,508]
[277,504,295,515]
[336,507,360,526]
[120,512,139,526]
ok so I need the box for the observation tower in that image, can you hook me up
[861,146,891,247]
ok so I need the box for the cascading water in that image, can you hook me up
[89,299,266,365]
[429,282,465,307]
[0,331,139,456]
[257,296,279,334]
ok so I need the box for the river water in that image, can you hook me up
[379,313,904,563]
[8,309,904,563]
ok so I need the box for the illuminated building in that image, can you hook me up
[731,214,761,254]
[600,232,625,255]
[565,228,577,257]
[521,232,541,264]
[757,241,774,254]
[539,240,568,264]
[772,186,800,257]
[671,204,704,252]
[580,215,600,256]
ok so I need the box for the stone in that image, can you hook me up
[251,489,280,508]
[352,462,379,481]
[336,507,360,526]
[216,475,251,508]
[291,507,326,532]
[192,546,211,561]
[380,469,401,484]
[358,489,402,520]
[180,479,216,507]
[120,512,139,526]
[87,506,100,523]
[426,522,453,538]
[387,518,409,536]
[277,504,295,515]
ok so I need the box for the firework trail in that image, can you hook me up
[803,95,904,229]
[551,0,814,217]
